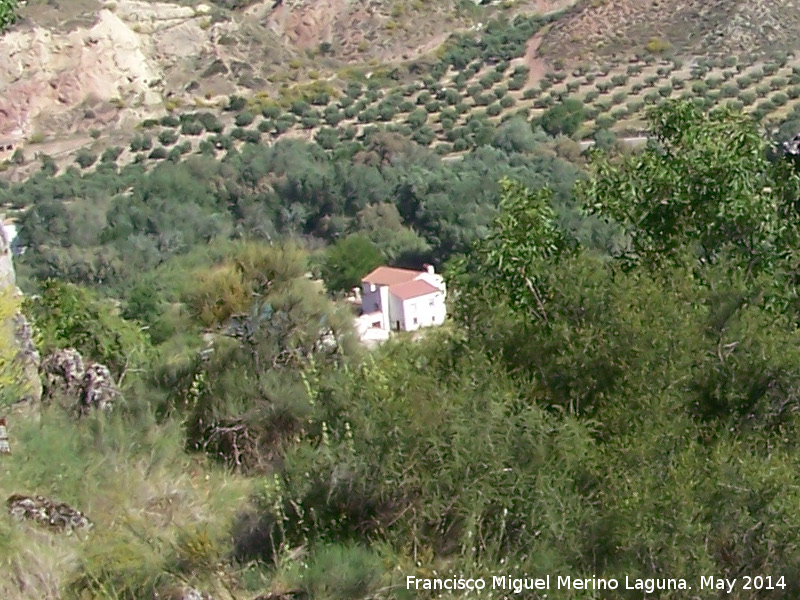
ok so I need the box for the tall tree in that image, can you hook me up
[580,100,800,275]
[321,234,383,294]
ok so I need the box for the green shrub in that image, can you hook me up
[726,99,744,111]
[377,103,398,121]
[406,108,427,128]
[75,150,97,169]
[241,129,261,143]
[315,127,339,150]
[594,99,612,112]
[610,74,628,87]
[596,114,615,128]
[130,134,152,152]
[160,115,180,127]
[235,111,255,127]
[540,98,585,137]
[609,108,628,121]
[197,112,223,133]
[626,99,645,113]
[411,126,435,146]
[301,113,321,128]
[261,104,282,119]
[486,103,502,117]
[771,93,789,107]
[739,90,757,105]
[158,130,179,146]
[225,95,247,111]
[771,77,788,91]
[720,84,739,98]
[499,95,514,109]
[763,62,779,76]
[181,121,204,135]
[644,91,660,104]
[323,107,344,126]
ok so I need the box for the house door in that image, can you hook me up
[395,320,400,331]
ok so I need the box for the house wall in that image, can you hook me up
[362,283,392,329]
[400,291,446,331]
[387,292,406,331]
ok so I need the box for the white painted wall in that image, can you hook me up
[402,291,446,331]
[388,291,405,331]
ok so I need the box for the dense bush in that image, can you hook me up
[540,98,586,137]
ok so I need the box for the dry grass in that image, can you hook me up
[0,405,254,600]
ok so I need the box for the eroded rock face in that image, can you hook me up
[40,348,119,413]
[6,493,93,533]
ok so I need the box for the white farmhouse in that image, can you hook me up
[359,265,446,332]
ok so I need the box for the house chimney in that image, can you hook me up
[424,264,434,274]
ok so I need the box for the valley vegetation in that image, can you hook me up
[2,98,800,599]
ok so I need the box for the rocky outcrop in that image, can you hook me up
[781,133,800,170]
[41,348,85,401]
[6,493,93,533]
[79,362,117,413]
[41,348,118,413]
[155,586,216,600]
[0,223,42,404]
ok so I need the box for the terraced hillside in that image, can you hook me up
[7,0,800,181]
[8,18,800,182]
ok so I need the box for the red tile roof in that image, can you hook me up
[389,279,441,300]
[362,266,422,286]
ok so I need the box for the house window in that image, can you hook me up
[413,317,418,325]
[429,298,435,308]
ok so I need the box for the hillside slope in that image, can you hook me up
[0,0,578,145]
[539,0,800,63]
